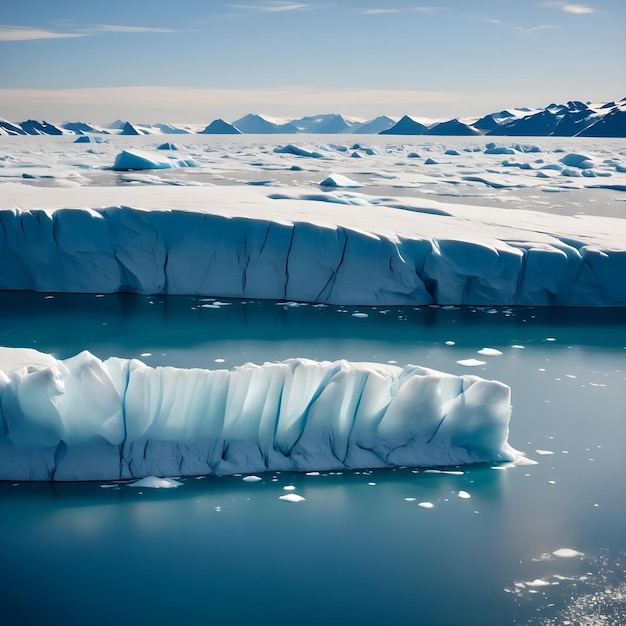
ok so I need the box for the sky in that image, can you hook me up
[0,0,624,124]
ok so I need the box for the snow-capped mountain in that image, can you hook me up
[2,97,624,136]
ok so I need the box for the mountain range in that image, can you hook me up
[1,98,624,137]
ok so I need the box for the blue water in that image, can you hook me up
[1,293,625,625]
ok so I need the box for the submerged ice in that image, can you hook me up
[0,348,518,481]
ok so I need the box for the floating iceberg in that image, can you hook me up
[0,348,518,481]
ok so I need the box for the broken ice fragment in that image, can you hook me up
[477,348,503,356]
[279,494,305,503]
[552,548,583,558]
[457,358,486,367]
[128,476,183,489]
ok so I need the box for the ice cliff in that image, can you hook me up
[0,348,517,481]
[0,185,624,306]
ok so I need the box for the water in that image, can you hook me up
[1,293,625,625]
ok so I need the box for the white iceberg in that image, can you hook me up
[112,149,198,171]
[0,347,519,481]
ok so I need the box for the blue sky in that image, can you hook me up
[0,0,623,123]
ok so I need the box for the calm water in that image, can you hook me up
[1,293,625,625]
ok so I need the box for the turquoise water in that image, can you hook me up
[1,293,625,625]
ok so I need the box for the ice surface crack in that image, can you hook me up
[315,228,348,303]
[51,440,67,480]
[283,226,296,299]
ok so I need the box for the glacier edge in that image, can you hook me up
[0,196,624,306]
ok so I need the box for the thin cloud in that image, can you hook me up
[562,4,594,13]
[228,2,308,12]
[362,9,399,14]
[0,26,85,41]
[361,7,442,15]
[540,2,595,14]
[486,18,502,24]
[515,24,558,35]
[86,24,179,33]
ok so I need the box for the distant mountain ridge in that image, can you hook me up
[1,98,624,137]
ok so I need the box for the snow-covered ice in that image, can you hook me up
[0,175,624,305]
[0,134,623,481]
[0,347,518,481]
[112,149,198,171]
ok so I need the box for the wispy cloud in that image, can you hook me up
[86,24,179,34]
[561,3,594,13]
[0,23,180,42]
[361,6,442,16]
[0,26,85,41]
[515,24,558,35]
[486,18,502,24]
[227,2,308,12]
[540,2,595,14]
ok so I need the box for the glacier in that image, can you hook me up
[0,347,517,481]
[0,183,624,306]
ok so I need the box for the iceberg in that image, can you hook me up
[112,149,198,171]
[0,348,518,481]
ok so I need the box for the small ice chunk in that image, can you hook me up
[546,337,556,342]
[535,449,554,455]
[243,475,262,482]
[405,497,417,502]
[128,476,183,489]
[352,312,368,318]
[457,359,486,367]
[305,472,320,476]
[477,348,503,357]
[319,174,362,188]
[552,548,583,558]
[283,485,296,491]
[458,491,471,499]
[214,358,225,363]
[511,345,525,349]
[418,502,434,509]
[140,352,152,357]
[526,579,552,587]
[279,493,305,503]
[445,340,455,346]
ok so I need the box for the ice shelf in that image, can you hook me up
[0,184,624,306]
